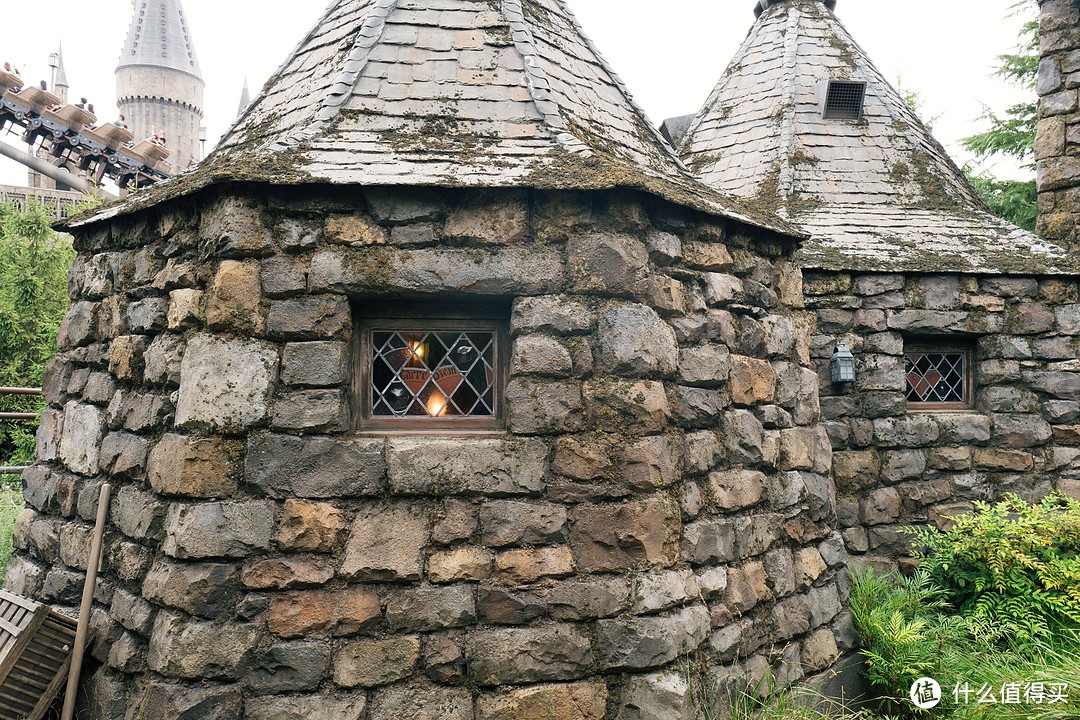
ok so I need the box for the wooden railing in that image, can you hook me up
[0,386,41,477]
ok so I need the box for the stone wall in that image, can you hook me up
[4,185,850,719]
[1037,0,1080,249]
[807,271,1080,573]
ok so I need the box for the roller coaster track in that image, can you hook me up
[0,72,171,192]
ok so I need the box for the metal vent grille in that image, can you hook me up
[823,81,866,119]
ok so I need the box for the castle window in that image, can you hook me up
[905,344,973,410]
[823,81,866,120]
[355,303,507,430]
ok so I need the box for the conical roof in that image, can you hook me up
[117,0,202,80]
[237,77,251,118]
[68,0,795,235]
[680,0,1079,275]
[55,43,69,91]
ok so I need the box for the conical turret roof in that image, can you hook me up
[680,0,1078,275]
[118,0,202,80]
[69,0,795,235]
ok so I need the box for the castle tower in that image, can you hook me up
[116,0,204,172]
[1036,0,1080,250]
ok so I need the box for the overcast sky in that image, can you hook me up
[0,0,1035,190]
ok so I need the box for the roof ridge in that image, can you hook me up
[500,0,591,156]
[274,0,399,151]
[777,5,801,200]
[539,0,689,172]
[678,15,766,153]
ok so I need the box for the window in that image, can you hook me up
[905,344,973,410]
[354,302,507,430]
[823,81,866,120]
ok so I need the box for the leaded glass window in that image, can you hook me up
[371,330,496,418]
[356,304,506,430]
[905,347,973,409]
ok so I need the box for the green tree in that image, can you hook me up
[961,1,1038,231]
[0,200,76,468]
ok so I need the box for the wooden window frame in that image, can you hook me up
[352,300,509,432]
[904,342,975,412]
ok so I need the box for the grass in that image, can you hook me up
[0,478,23,579]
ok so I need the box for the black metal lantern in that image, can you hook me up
[830,345,855,384]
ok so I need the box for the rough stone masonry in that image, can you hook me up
[6,185,847,719]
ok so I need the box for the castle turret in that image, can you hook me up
[1036,0,1080,250]
[116,0,204,171]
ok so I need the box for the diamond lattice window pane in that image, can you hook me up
[371,330,497,418]
[906,351,966,403]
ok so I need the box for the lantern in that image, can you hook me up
[830,345,856,384]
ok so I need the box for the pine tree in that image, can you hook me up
[961,1,1038,231]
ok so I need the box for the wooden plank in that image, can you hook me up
[0,616,24,637]
[0,589,41,612]
[27,653,72,720]
[0,604,47,687]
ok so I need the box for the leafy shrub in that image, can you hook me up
[0,200,76,466]
[850,567,963,716]
[907,494,1080,640]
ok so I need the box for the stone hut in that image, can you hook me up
[4,0,850,718]
[676,0,1080,575]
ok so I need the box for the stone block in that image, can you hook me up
[974,448,1035,471]
[552,435,613,480]
[620,435,679,492]
[111,486,166,542]
[511,295,595,335]
[991,414,1053,448]
[584,379,670,433]
[281,341,346,387]
[496,546,575,584]
[266,296,350,340]
[467,625,593,685]
[163,500,276,559]
[267,587,380,638]
[729,355,776,405]
[58,301,98,349]
[386,586,476,632]
[862,487,902,525]
[630,569,700,615]
[110,587,155,636]
[432,499,479,544]
[429,547,494,583]
[175,334,279,432]
[246,640,331,695]
[567,233,648,297]
[108,335,148,383]
[597,302,678,376]
[143,334,185,387]
[387,437,546,495]
[206,260,262,333]
[506,378,585,434]
[247,433,386,498]
[126,682,242,720]
[59,401,105,476]
[703,273,743,305]
[142,560,239,618]
[545,576,631,620]
[510,335,573,376]
[98,431,149,481]
[334,636,420,687]
[241,556,335,589]
[365,187,447,224]
[677,344,731,387]
[772,594,811,640]
[340,502,429,581]
[199,195,274,258]
[245,695,366,720]
[684,430,721,475]
[596,604,710,670]
[148,611,262,679]
[271,389,346,433]
[480,500,567,546]
[478,681,607,720]
[681,517,735,565]
[368,684,473,720]
[734,514,781,558]
[275,499,347,552]
[571,497,678,572]
[260,255,308,298]
[167,289,204,330]
[148,434,236,498]
[708,469,767,511]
